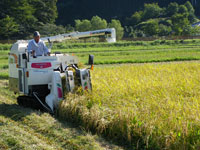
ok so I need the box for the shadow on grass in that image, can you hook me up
[0,102,127,149]
[56,112,134,150]
[0,103,35,121]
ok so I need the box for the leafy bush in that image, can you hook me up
[75,19,92,32]
[158,24,172,36]
[0,44,12,50]
[39,23,67,36]
[108,19,124,40]
[91,16,107,30]
[141,19,160,36]
[0,16,19,39]
[143,3,163,20]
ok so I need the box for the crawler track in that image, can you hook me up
[17,96,48,112]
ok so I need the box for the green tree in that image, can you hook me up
[108,19,124,40]
[142,19,159,36]
[184,1,197,24]
[178,5,188,14]
[188,13,197,24]
[0,0,58,39]
[171,13,190,35]
[167,2,179,16]
[0,0,37,37]
[182,25,200,35]
[143,3,162,20]
[130,11,143,25]
[0,16,19,39]
[75,19,92,31]
[65,24,74,33]
[91,16,107,30]
[38,24,66,36]
[158,24,172,36]
[184,1,194,13]
[159,19,172,27]
[29,0,58,24]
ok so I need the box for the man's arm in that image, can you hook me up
[27,41,32,53]
[43,42,50,56]
[27,41,36,56]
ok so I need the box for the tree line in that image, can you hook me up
[125,1,200,37]
[75,16,124,40]
[74,1,200,38]
[0,0,58,39]
[0,0,199,40]
[56,0,200,26]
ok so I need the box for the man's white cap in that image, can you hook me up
[34,31,40,37]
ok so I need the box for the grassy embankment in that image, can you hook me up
[59,62,200,149]
[52,39,200,64]
[1,39,200,67]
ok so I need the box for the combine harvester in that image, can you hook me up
[8,28,116,114]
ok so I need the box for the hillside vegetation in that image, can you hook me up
[57,0,200,26]
[1,0,200,40]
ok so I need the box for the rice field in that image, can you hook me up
[1,40,200,149]
[59,62,200,149]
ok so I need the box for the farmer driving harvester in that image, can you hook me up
[28,31,50,57]
[9,28,116,113]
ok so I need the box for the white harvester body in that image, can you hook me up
[9,28,116,113]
